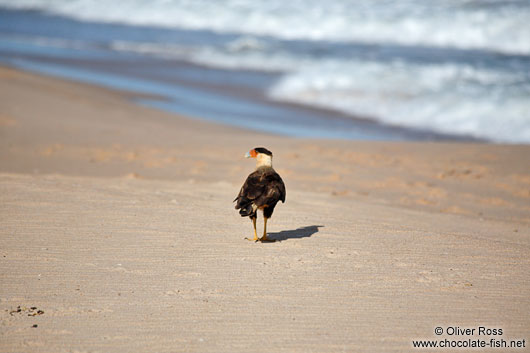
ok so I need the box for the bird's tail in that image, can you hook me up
[238,204,254,217]
[235,197,255,217]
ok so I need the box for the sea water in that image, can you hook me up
[1,0,529,143]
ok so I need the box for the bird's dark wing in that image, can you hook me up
[234,170,267,210]
[262,171,285,204]
[234,169,286,212]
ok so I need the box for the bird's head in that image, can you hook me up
[245,147,273,168]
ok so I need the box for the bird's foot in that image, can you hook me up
[259,235,276,242]
[244,236,259,242]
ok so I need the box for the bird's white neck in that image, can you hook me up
[256,154,272,169]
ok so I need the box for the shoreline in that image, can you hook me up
[0,6,485,143]
[2,7,529,143]
[3,56,477,142]
[1,66,529,352]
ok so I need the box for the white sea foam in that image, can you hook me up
[109,39,530,142]
[269,61,530,143]
[2,0,530,55]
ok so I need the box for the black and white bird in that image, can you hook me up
[234,147,286,242]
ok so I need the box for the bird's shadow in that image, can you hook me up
[267,225,324,242]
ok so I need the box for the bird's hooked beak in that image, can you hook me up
[245,149,257,158]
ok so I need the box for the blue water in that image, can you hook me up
[1,3,529,142]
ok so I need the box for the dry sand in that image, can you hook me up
[1,66,529,352]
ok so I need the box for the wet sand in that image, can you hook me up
[1,66,529,352]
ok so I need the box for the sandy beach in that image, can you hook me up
[1,66,529,352]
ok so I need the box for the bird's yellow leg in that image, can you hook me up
[245,217,259,241]
[260,217,275,242]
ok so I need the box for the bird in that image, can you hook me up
[234,147,286,242]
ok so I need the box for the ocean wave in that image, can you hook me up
[2,2,529,143]
[269,61,530,143]
[2,0,530,55]
[110,39,530,143]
